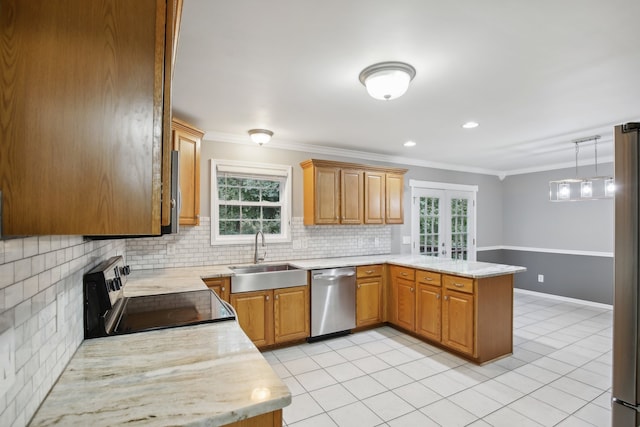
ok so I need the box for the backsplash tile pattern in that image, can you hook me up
[0,236,125,427]
[126,217,392,270]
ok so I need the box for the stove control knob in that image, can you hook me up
[114,277,122,290]
[121,265,131,276]
[107,279,117,291]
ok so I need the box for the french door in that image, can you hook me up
[411,188,476,261]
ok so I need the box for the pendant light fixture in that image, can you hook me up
[549,135,614,202]
[358,61,416,101]
[248,129,273,145]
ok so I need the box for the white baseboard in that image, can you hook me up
[514,288,612,310]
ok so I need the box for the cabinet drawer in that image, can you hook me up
[357,264,383,278]
[416,270,441,286]
[443,275,474,294]
[390,265,415,280]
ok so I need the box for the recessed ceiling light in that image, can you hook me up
[462,121,479,129]
[403,140,416,147]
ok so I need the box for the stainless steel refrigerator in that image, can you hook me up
[612,122,640,426]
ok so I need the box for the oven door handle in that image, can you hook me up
[221,300,237,320]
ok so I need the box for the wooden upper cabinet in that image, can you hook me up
[364,171,385,224]
[301,159,407,226]
[386,173,405,224]
[0,0,179,236]
[341,169,364,224]
[171,118,203,226]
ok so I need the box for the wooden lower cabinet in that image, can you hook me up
[231,290,273,347]
[442,288,474,355]
[231,286,309,348]
[356,265,384,327]
[274,286,310,343]
[389,266,416,331]
[203,277,230,302]
[221,409,282,427]
[416,284,442,342]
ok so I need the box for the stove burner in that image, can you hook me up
[83,256,234,339]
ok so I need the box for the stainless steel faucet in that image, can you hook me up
[254,230,266,264]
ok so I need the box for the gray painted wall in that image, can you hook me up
[498,162,614,304]
[479,249,613,304]
[199,140,505,253]
[501,164,614,252]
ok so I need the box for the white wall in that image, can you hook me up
[0,237,125,427]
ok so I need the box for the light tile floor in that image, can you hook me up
[262,291,613,426]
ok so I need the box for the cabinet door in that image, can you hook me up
[386,173,404,224]
[314,167,340,224]
[416,284,441,342]
[0,0,170,235]
[393,277,416,331]
[274,286,309,343]
[364,171,385,224]
[340,169,364,224]
[356,277,383,327]
[442,289,474,355]
[203,277,230,302]
[172,119,203,226]
[230,291,273,347]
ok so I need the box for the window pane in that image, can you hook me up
[241,205,261,219]
[263,207,281,220]
[219,205,240,219]
[219,220,240,235]
[241,187,260,202]
[262,220,281,234]
[240,220,261,234]
[218,185,239,201]
[262,181,281,202]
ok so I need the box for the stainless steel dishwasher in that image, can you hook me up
[310,267,356,339]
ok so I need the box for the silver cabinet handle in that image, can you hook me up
[275,295,279,300]
[424,277,432,281]
[265,295,270,301]
[357,284,361,289]
[401,272,408,277]
[454,283,464,288]
[365,270,374,274]
[436,294,440,299]
[410,287,414,292]
[444,295,449,301]
[222,287,225,291]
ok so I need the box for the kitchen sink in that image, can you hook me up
[229,263,308,293]
[229,263,300,274]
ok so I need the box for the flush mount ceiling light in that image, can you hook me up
[248,129,273,145]
[358,61,416,101]
[403,140,416,147]
[549,135,614,202]
[462,121,479,129]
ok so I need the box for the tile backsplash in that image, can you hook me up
[126,217,393,270]
[0,236,125,427]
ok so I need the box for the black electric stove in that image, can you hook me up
[83,256,235,339]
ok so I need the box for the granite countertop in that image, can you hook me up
[30,321,290,426]
[289,255,526,279]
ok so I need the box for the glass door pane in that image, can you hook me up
[420,195,441,256]
[412,188,475,261]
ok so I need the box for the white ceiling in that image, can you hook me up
[172,0,640,177]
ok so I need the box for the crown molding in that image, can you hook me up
[204,131,504,177]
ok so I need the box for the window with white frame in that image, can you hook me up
[210,160,292,245]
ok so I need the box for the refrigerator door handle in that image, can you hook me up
[613,397,640,412]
